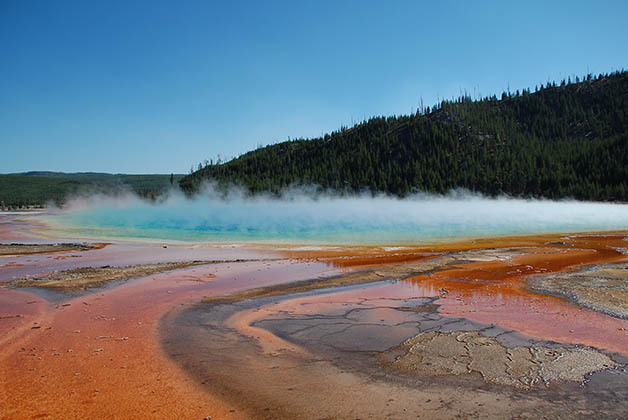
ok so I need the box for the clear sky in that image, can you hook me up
[1,0,627,174]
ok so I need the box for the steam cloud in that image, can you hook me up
[47,186,628,244]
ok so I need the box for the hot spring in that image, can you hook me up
[41,191,628,244]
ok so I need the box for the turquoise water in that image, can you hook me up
[44,194,628,244]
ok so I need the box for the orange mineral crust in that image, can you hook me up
[0,259,339,420]
[405,234,628,354]
[2,231,628,419]
[233,234,628,357]
[271,231,626,266]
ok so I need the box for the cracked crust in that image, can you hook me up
[381,330,616,389]
[528,262,628,319]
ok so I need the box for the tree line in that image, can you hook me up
[181,70,628,201]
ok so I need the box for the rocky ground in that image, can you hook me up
[528,262,628,319]
[9,259,254,291]
[0,242,102,256]
[383,330,616,389]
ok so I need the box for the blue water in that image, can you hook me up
[45,193,628,244]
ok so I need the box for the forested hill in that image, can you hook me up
[0,173,183,209]
[181,71,628,201]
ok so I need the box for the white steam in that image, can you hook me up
[48,186,628,244]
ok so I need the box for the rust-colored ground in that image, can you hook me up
[403,234,628,354]
[0,259,339,420]
[1,215,628,419]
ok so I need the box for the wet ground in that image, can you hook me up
[0,257,340,419]
[161,234,628,419]
[529,262,628,319]
[2,211,628,419]
[162,278,628,419]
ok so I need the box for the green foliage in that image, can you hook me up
[0,173,184,209]
[181,71,628,201]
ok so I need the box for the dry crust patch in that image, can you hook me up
[528,262,628,319]
[8,260,231,291]
[382,330,616,389]
[0,242,101,256]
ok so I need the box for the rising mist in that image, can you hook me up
[46,186,628,244]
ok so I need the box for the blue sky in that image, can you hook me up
[1,0,627,174]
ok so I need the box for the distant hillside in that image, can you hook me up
[0,172,183,209]
[181,71,628,201]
